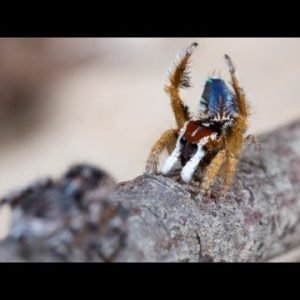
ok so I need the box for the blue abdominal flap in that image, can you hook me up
[200,78,238,117]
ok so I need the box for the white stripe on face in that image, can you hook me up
[191,126,201,137]
[180,136,209,183]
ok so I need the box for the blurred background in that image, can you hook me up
[0,38,300,252]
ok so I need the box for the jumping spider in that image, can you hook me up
[145,42,253,197]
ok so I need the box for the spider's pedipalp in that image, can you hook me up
[161,124,187,175]
[180,136,209,183]
[161,140,182,175]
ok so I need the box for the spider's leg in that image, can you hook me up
[224,54,250,120]
[224,55,250,155]
[166,132,177,155]
[165,42,198,128]
[145,129,178,174]
[201,149,226,193]
[219,151,238,197]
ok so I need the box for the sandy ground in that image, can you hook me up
[0,38,300,260]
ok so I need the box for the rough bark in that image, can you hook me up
[0,119,300,262]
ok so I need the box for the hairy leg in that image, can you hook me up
[166,132,177,155]
[201,149,226,193]
[224,54,250,120]
[220,152,238,196]
[165,42,198,128]
[145,129,177,174]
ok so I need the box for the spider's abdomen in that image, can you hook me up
[199,78,238,120]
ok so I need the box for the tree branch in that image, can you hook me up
[1,119,300,262]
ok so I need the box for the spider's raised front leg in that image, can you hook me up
[224,54,250,122]
[165,42,198,128]
[145,129,177,174]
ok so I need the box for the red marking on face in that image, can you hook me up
[183,121,213,143]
